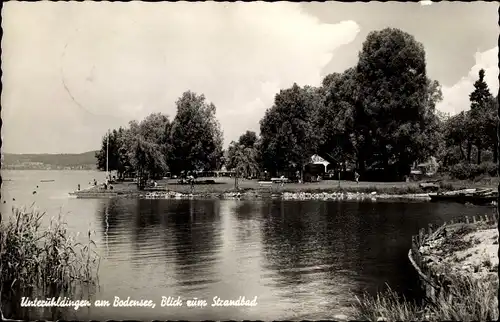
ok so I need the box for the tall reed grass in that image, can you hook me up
[0,205,100,295]
[354,274,499,321]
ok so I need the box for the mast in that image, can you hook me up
[106,129,109,181]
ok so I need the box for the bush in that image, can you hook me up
[448,162,498,180]
[479,161,498,177]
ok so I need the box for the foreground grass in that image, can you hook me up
[354,269,499,321]
[0,205,100,296]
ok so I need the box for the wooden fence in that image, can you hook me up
[408,211,498,302]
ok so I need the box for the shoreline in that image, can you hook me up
[68,178,498,203]
[71,187,434,201]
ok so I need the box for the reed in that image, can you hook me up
[0,205,100,295]
[353,274,499,321]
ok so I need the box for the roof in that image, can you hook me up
[310,154,330,165]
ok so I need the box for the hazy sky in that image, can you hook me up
[2,1,498,154]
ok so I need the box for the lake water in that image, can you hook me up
[1,170,495,320]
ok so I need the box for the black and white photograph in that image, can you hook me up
[1,1,499,321]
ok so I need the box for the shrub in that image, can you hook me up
[448,162,498,180]
[479,161,498,177]
[354,275,499,321]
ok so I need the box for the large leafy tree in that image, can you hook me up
[259,83,319,179]
[354,27,440,177]
[314,69,357,168]
[169,91,224,174]
[126,117,170,189]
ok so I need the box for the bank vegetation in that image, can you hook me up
[0,206,100,311]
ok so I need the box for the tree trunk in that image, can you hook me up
[459,144,466,160]
[467,141,472,163]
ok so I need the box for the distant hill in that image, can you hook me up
[2,151,98,170]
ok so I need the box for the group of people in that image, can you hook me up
[78,177,115,191]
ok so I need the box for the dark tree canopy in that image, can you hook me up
[170,91,224,174]
[238,131,258,148]
[259,83,319,175]
[354,27,439,176]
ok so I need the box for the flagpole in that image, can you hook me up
[106,129,109,181]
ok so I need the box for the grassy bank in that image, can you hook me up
[353,220,499,321]
[87,176,499,197]
[354,274,498,321]
[0,206,100,318]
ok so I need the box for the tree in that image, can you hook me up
[469,69,494,164]
[443,111,469,162]
[226,131,260,187]
[231,143,260,189]
[259,83,319,180]
[95,127,129,178]
[238,131,258,148]
[136,113,173,170]
[226,131,259,169]
[126,118,170,190]
[314,70,357,168]
[170,91,224,175]
[354,27,440,178]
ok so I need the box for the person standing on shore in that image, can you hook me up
[354,171,360,184]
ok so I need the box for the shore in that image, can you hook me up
[355,215,499,321]
[70,176,498,202]
[415,218,498,282]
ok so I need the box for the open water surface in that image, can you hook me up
[1,170,494,320]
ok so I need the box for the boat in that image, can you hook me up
[429,188,498,205]
[40,179,55,182]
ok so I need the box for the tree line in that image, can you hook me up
[95,91,223,189]
[96,27,498,187]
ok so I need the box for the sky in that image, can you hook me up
[1,1,498,154]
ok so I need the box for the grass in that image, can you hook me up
[354,274,499,321]
[0,204,100,297]
[87,175,499,198]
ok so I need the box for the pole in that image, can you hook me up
[106,129,109,181]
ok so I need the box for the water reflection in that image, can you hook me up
[3,189,491,320]
[162,200,222,292]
